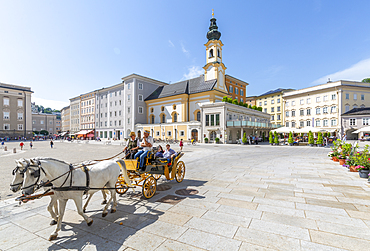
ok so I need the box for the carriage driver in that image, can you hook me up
[122,132,140,159]
[134,130,153,171]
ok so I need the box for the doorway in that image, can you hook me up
[191,129,198,141]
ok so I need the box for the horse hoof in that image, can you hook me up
[101,200,107,205]
[87,219,93,226]
[50,220,57,225]
[102,212,108,217]
[111,208,116,213]
[49,234,57,241]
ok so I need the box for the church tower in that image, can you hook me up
[203,11,227,92]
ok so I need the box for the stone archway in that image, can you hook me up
[191,129,198,141]
[346,128,358,140]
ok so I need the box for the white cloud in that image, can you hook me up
[311,58,370,85]
[32,96,69,110]
[168,40,175,47]
[182,66,203,80]
[180,42,189,57]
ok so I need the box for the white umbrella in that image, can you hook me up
[352,126,370,134]
[271,127,295,133]
[295,127,321,133]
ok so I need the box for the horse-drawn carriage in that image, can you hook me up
[115,146,185,199]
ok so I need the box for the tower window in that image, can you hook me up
[217,49,220,57]
[209,49,213,58]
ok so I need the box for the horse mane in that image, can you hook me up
[38,157,71,166]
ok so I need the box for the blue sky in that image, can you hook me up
[1,0,370,109]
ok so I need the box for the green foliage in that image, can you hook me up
[239,101,244,106]
[262,132,265,142]
[242,132,248,144]
[204,137,209,143]
[308,131,314,144]
[351,145,370,169]
[317,132,323,145]
[243,103,249,108]
[222,96,229,102]
[257,107,263,111]
[33,131,39,135]
[288,132,294,144]
[232,99,239,105]
[249,105,252,109]
[362,78,370,83]
[252,105,257,110]
[40,130,49,136]
[269,131,273,144]
[274,131,279,144]
[215,137,220,143]
[323,132,327,137]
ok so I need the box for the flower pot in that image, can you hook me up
[332,157,339,162]
[339,159,346,165]
[349,166,358,172]
[359,169,370,178]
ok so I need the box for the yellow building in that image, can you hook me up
[256,88,294,125]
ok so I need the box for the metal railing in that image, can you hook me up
[226,121,282,129]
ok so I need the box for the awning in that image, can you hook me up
[76,130,93,135]
[86,134,95,137]
[271,127,295,133]
[352,126,370,134]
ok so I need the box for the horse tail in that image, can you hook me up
[115,159,132,187]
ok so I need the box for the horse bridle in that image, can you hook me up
[10,164,29,190]
[20,161,47,192]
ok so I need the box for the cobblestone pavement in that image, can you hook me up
[1,141,370,250]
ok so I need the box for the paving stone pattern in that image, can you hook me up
[1,140,370,250]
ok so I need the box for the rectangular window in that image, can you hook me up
[363,118,369,125]
[138,107,143,114]
[300,121,304,127]
[40,120,44,124]
[114,121,117,126]
[216,114,220,126]
[240,90,244,96]
[110,102,112,107]
[127,118,130,124]
[235,88,239,95]
[119,111,121,116]
[18,100,23,107]
[4,124,10,130]
[105,112,107,117]
[138,94,143,101]
[345,105,350,112]
[210,114,215,126]
[110,112,112,117]
[354,93,357,100]
[277,106,280,112]
[156,131,160,136]
[345,93,349,99]
[285,122,289,127]
[349,118,356,126]
[259,102,262,106]
[180,131,185,136]
[3,98,9,106]
[271,115,274,121]
[271,100,275,104]
[291,121,296,128]
[240,98,243,103]
[300,99,304,105]
[17,113,23,120]
[138,83,143,90]
[277,98,280,103]
[127,83,131,90]
[315,120,321,127]
[323,107,328,113]
[3,112,9,119]
[361,94,365,101]
[300,110,304,116]
[316,96,321,102]
[291,101,295,106]
[114,111,117,116]
[291,111,295,117]
[331,119,337,126]
[316,108,321,114]
[323,95,328,101]
[206,115,209,126]
[286,102,289,107]
[264,101,267,105]
[307,109,311,115]
[286,111,289,117]
[18,124,23,130]
[128,107,131,113]
[307,98,311,104]
[264,108,267,113]
[277,114,281,120]
[167,131,172,136]
[229,86,233,93]
[105,121,107,126]
[307,120,311,127]
[128,94,131,101]
[331,94,336,100]
[323,119,328,127]
[271,107,274,112]
[331,106,336,113]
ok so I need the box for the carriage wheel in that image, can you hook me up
[152,174,161,180]
[175,161,185,183]
[115,174,128,195]
[142,176,157,199]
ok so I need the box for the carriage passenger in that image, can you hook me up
[155,145,164,158]
[134,130,153,171]
[123,132,140,159]
[163,144,176,164]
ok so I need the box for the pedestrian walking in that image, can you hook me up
[342,133,347,142]
[19,142,24,150]
[30,141,33,149]
[179,139,183,151]
[50,140,54,148]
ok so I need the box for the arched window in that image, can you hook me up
[162,114,166,123]
[151,115,155,124]
[150,108,154,113]
[196,111,201,121]
[174,113,177,122]
[209,49,213,58]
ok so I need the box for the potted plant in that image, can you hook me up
[308,131,314,146]
[215,137,220,144]
[242,133,247,145]
[204,137,208,143]
[269,131,273,145]
[317,132,323,147]
[338,154,346,165]
[288,132,294,146]
[274,131,279,145]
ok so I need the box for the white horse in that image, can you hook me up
[10,158,109,225]
[21,157,131,240]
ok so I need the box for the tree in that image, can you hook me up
[362,78,370,83]
[222,96,229,102]
[288,132,294,144]
[274,131,279,145]
[242,132,247,144]
[317,132,323,145]
[323,132,327,137]
[269,131,273,144]
[243,103,249,108]
[239,101,244,106]
[257,107,263,112]
[232,99,239,105]
[40,130,49,136]
[33,131,39,135]
[252,105,257,110]
[308,131,314,145]
[249,105,252,109]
